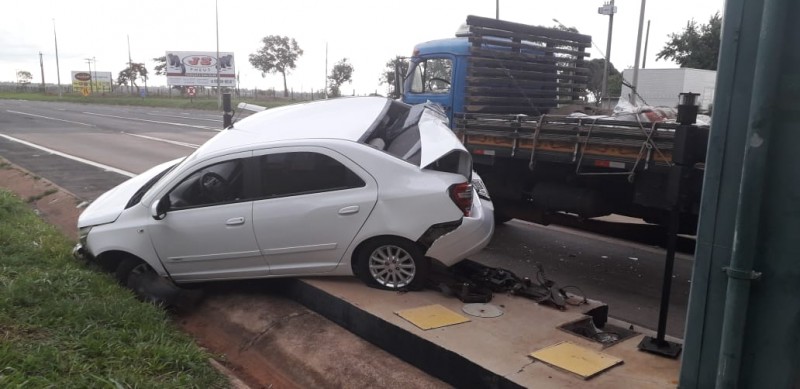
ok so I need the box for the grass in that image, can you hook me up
[0,190,226,388]
[0,91,296,111]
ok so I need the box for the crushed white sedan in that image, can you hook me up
[74,97,494,292]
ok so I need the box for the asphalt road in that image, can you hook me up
[0,100,693,338]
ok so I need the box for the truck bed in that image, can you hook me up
[455,113,694,175]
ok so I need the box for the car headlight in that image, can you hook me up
[471,177,491,201]
[78,226,92,246]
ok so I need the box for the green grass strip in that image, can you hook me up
[0,190,226,388]
[0,92,296,111]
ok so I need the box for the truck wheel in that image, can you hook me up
[355,237,429,291]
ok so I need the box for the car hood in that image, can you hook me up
[78,159,180,228]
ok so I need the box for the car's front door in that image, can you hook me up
[148,153,269,282]
[250,147,378,275]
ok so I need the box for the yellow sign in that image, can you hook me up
[81,87,90,97]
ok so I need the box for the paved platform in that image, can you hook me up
[281,276,681,388]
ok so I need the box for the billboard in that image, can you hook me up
[165,51,235,87]
[71,71,113,94]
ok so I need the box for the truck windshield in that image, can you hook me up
[409,58,452,94]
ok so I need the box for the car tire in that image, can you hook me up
[115,256,145,285]
[355,237,429,291]
[115,257,189,308]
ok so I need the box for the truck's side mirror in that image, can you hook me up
[151,195,171,220]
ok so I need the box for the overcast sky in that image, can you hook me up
[2,0,723,95]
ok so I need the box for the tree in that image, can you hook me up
[16,70,32,84]
[249,35,303,97]
[153,56,167,76]
[656,12,721,70]
[328,58,354,97]
[586,58,622,103]
[117,63,148,95]
[379,57,409,98]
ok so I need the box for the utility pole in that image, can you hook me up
[630,0,647,105]
[53,19,61,97]
[85,58,94,94]
[496,0,499,19]
[598,0,616,109]
[215,0,221,108]
[642,20,651,69]
[39,52,45,93]
[324,42,329,99]
[127,35,134,95]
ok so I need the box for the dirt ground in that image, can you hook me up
[0,159,446,389]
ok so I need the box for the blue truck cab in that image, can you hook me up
[401,37,470,124]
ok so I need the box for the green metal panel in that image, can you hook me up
[679,0,762,385]
[680,0,800,387]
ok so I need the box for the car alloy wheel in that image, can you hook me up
[368,244,418,289]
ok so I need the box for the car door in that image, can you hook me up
[148,152,269,282]
[251,147,378,275]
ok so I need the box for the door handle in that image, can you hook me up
[338,206,360,215]
[226,217,245,226]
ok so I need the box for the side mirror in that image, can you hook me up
[150,196,171,220]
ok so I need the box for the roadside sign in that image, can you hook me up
[598,5,617,15]
[81,87,90,97]
[187,86,196,96]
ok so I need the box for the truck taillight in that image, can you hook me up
[449,183,473,217]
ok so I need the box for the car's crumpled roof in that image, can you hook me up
[231,96,390,142]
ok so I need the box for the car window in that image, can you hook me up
[409,58,452,94]
[168,159,245,209]
[257,152,365,198]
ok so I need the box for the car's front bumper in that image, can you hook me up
[426,196,495,267]
[72,243,94,262]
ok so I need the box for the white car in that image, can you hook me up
[74,97,494,293]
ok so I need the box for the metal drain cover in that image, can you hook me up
[462,303,504,318]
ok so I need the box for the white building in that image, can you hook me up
[620,68,716,110]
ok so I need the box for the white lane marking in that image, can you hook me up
[146,112,221,123]
[123,132,200,148]
[82,111,221,131]
[0,134,136,177]
[6,110,96,127]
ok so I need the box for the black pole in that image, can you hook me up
[657,205,680,339]
[222,92,233,128]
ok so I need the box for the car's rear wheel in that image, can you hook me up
[356,238,429,291]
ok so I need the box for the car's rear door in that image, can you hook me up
[250,146,378,275]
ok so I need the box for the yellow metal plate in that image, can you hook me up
[529,341,624,379]
[395,304,470,330]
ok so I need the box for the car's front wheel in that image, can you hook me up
[355,238,429,291]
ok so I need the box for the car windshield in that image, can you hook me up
[125,160,182,209]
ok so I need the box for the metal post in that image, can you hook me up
[496,0,499,19]
[643,20,651,69]
[127,35,133,95]
[52,19,61,98]
[39,52,45,93]
[630,0,647,105]
[222,92,233,128]
[215,0,221,108]
[601,0,615,109]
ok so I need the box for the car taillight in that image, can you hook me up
[449,182,473,217]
